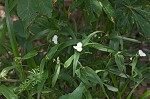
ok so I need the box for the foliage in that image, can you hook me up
[0,0,150,99]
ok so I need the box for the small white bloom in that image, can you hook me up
[73,42,83,52]
[130,57,132,61]
[94,34,97,37]
[138,50,146,57]
[52,35,58,44]
[69,37,72,39]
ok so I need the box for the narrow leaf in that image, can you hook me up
[64,54,74,68]
[0,85,18,99]
[82,31,102,46]
[140,90,150,99]
[22,50,38,60]
[52,64,60,87]
[59,83,85,99]
[73,52,80,77]
[0,65,17,78]
[89,43,115,53]
[115,54,125,72]
[104,84,118,92]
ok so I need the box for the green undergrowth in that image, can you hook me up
[0,0,150,99]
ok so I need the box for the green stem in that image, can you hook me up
[5,0,25,80]
[0,20,7,53]
[110,73,122,99]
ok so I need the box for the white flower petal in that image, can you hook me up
[73,42,83,52]
[77,42,82,47]
[69,37,72,39]
[73,46,78,50]
[130,57,132,61]
[76,47,82,52]
[52,35,58,44]
[138,50,146,57]
[94,34,97,37]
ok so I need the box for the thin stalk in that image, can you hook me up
[0,20,7,53]
[120,79,130,96]
[127,76,148,99]
[110,73,122,99]
[5,0,25,80]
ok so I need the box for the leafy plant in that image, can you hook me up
[0,0,150,99]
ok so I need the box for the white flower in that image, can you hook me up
[130,57,132,61]
[73,42,83,52]
[69,37,72,39]
[138,50,146,57]
[94,34,97,37]
[52,35,58,44]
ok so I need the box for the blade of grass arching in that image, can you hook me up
[0,85,18,99]
[5,0,19,57]
[84,67,109,99]
[120,79,130,96]
[109,73,122,99]
[73,52,80,77]
[52,63,60,88]
[127,77,146,99]
[0,20,7,53]
[140,90,150,99]
[5,0,25,80]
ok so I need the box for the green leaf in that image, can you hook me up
[73,52,80,77]
[85,67,109,98]
[37,71,48,99]
[22,50,38,60]
[100,0,114,22]
[115,1,150,37]
[69,0,84,11]
[0,65,17,78]
[89,43,115,53]
[13,20,29,38]
[104,84,118,92]
[115,53,125,72]
[131,56,138,75]
[82,31,102,46]
[112,36,141,43]
[5,0,25,80]
[40,58,47,73]
[17,0,37,24]
[37,0,53,17]
[134,11,150,38]
[84,0,97,22]
[92,0,102,16]
[5,0,19,57]
[64,54,74,68]
[52,64,60,88]
[46,44,60,60]
[77,67,109,98]
[83,89,92,99]
[0,85,18,99]
[30,29,50,41]
[59,83,85,99]
[76,68,92,87]
[140,90,150,99]
[127,78,145,99]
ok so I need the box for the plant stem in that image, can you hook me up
[5,0,25,80]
